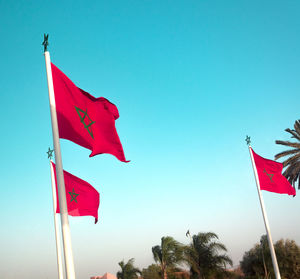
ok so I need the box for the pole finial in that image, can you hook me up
[42,34,49,52]
[47,147,54,159]
[245,135,251,146]
[186,230,191,239]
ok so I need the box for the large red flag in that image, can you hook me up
[51,63,129,162]
[51,162,100,223]
[251,147,296,196]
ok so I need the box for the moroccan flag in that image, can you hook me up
[251,147,296,196]
[51,63,128,162]
[51,162,100,223]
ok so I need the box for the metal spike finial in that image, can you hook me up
[186,230,192,239]
[42,34,49,52]
[245,135,251,146]
[47,147,54,159]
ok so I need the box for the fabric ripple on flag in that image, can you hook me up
[251,147,296,196]
[51,162,100,223]
[51,63,129,162]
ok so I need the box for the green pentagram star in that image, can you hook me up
[263,169,274,182]
[47,147,54,159]
[245,135,251,145]
[69,188,79,203]
[75,106,95,139]
[42,34,49,52]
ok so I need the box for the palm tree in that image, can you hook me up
[275,120,300,191]
[116,258,141,279]
[184,232,232,279]
[152,236,184,279]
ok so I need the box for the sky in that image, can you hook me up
[1,0,300,278]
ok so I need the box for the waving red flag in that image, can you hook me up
[51,162,100,223]
[251,147,296,196]
[51,63,128,162]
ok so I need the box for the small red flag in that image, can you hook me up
[51,162,100,223]
[51,63,129,162]
[251,147,296,196]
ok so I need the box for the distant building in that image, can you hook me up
[91,272,117,279]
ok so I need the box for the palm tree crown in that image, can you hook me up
[184,232,232,279]
[275,120,300,190]
[152,236,184,279]
[116,258,141,279]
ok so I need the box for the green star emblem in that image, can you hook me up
[75,106,95,139]
[245,135,251,145]
[47,147,54,159]
[42,34,49,52]
[263,169,274,182]
[69,188,79,203]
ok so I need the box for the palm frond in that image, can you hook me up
[285,128,300,141]
[283,163,300,188]
[283,163,300,186]
[294,120,300,135]
[281,153,300,168]
[275,140,300,149]
[214,254,233,267]
[118,260,125,269]
[186,232,232,278]
[208,242,227,253]
[274,148,300,160]
[290,163,300,177]
[193,232,218,247]
[117,258,140,279]
[152,245,162,264]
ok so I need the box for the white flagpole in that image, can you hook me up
[247,140,281,279]
[50,160,64,279]
[44,37,76,279]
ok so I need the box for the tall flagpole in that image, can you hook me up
[48,150,64,279]
[246,136,281,279]
[43,34,76,279]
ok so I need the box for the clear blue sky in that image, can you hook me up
[1,1,300,278]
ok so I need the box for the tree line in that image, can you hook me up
[117,231,232,279]
[116,232,300,279]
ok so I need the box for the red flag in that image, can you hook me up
[51,63,129,162]
[51,162,100,223]
[251,147,296,196]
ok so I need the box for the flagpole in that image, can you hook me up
[246,136,281,279]
[49,158,64,279]
[43,34,76,279]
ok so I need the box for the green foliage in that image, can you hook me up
[167,270,190,279]
[275,239,300,278]
[240,235,300,279]
[184,232,233,279]
[152,236,185,279]
[116,258,141,279]
[213,270,243,279]
[142,264,161,279]
[240,235,271,278]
